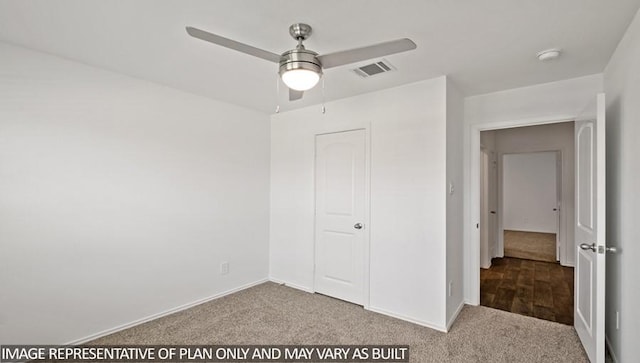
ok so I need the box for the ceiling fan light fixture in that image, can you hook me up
[279,47,322,91]
[281,68,320,91]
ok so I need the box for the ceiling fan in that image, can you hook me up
[186,23,417,101]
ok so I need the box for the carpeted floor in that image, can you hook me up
[504,230,557,262]
[89,282,587,362]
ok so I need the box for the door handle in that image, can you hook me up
[354,223,363,230]
[579,243,596,252]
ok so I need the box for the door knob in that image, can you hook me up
[354,223,363,230]
[579,243,596,252]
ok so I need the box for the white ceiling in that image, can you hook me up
[0,0,638,114]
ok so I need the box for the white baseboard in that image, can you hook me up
[268,277,314,293]
[269,278,448,333]
[605,335,618,363]
[66,278,269,345]
[366,306,447,333]
[560,259,575,268]
[464,298,479,306]
[446,302,465,331]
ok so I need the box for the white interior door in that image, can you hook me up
[556,152,562,260]
[488,150,498,258]
[314,129,367,305]
[574,93,606,362]
[480,149,490,268]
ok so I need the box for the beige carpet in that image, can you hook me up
[504,230,557,262]
[89,282,587,362]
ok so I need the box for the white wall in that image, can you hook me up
[463,74,603,304]
[0,42,271,344]
[270,77,449,330]
[445,79,465,327]
[465,74,604,126]
[603,7,640,363]
[503,152,557,233]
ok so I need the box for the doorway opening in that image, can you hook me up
[478,122,575,325]
[502,151,559,263]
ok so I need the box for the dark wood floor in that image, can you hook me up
[480,257,574,325]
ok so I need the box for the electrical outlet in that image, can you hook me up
[448,281,453,297]
[449,182,455,195]
[220,262,229,275]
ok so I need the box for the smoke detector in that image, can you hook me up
[537,48,562,61]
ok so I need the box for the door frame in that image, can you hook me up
[498,150,562,260]
[480,148,491,269]
[465,117,574,305]
[312,126,371,309]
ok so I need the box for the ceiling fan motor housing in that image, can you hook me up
[278,48,323,77]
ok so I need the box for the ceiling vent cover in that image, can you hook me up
[353,60,396,77]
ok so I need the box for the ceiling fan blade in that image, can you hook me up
[318,38,416,69]
[289,88,304,101]
[186,26,281,63]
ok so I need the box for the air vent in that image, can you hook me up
[353,60,396,77]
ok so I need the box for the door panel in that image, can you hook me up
[574,93,605,363]
[320,230,354,283]
[315,129,367,305]
[577,124,594,231]
[576,251,593,330]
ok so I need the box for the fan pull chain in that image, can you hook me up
[275,74,280,113]
[321,77,326,114]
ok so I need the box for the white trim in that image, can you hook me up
[473,116,578,131]
[271,278,450,333]
[446,302,465,331]
[605,335,618,363]
[270,278,451,334]
[66,278,269,345]
[363,126,372,310]
[268,277,314,293]
[366,306,447,333]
